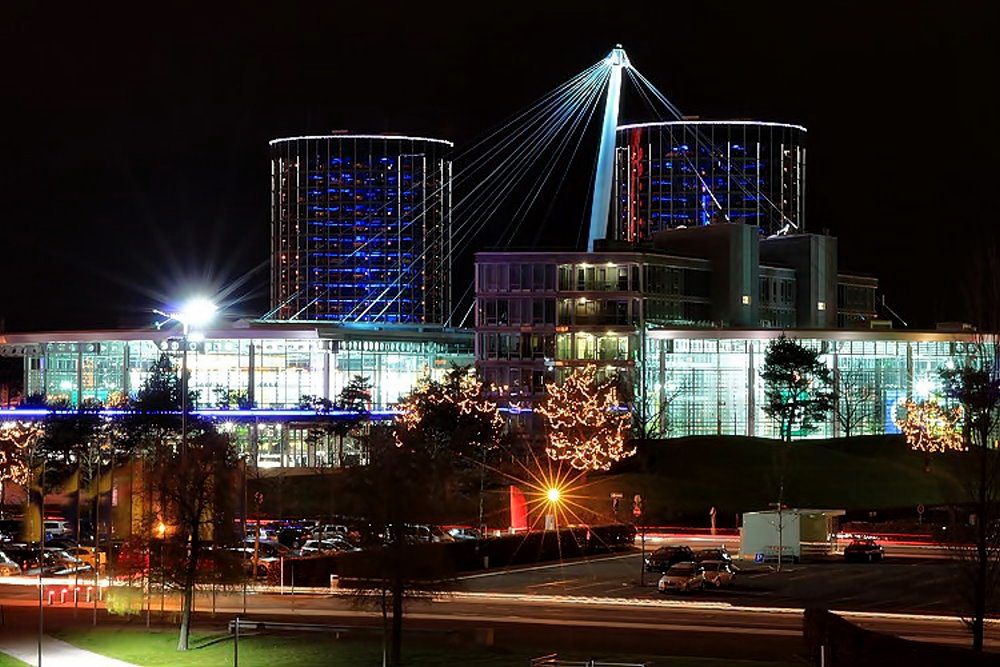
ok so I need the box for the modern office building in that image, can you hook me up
[473,222,908,438]
[270,134,453,324]
[0,321,474,467]
[613,121,806,239]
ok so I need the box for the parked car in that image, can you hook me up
[700,559,736,588]
[0,551,21,576]
[693,546,733,564]
[44,520,72,538]
[297,539,355,555]
[844,539,884,562]
[447,527,482,541]
[314,524,349,540]
[0,519,21,542]
[63,546,102,569]
[657,561,706,593]
[644,545,694,573]
[276,526,311,549]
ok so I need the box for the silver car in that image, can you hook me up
[657,561,706,593]
[700,559,736,588]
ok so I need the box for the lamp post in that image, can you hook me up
[154,297,217,456]
[157,521,166,616]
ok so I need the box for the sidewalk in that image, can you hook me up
[0,634,139,667]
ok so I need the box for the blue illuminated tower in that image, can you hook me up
[613,121,806,239]
[270,134,453,323]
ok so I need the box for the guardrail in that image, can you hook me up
[530,655,650,666]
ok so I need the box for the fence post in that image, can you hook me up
[233,615,239,667]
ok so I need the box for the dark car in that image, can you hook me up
[644,545,695,573]
[693,546,733,564]
[844,539,884,562]
[276,526,311,549]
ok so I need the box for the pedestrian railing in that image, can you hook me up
[530,655,650,667]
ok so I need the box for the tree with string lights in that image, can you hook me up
[0,422,39,516]
[895,399,965,453]
[537,365,634,472]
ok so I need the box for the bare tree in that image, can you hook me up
[833,371,876,438]
[340,426,454,667]
[940,240,1000,652]
[150,430,243,651]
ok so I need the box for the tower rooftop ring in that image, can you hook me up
[269,134,454,147]
[617,120,807,133]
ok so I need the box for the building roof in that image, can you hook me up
[268,134,454,147]
[647,327,990,343]
[617,120,807,133]
[0,320,473,346]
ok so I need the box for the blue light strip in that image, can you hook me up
[0,407,531,421]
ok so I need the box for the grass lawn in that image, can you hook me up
[51,627,796,666]
[0,655,29,667]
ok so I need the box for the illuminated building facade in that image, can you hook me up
[270,135,453,323]
[0,322,473,467]
[475,224,890,438]
[644,329,983,439]
[614,121,806,239]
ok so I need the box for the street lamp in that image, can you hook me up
[157,522,166,617]
[154,297,217,454]
[544,487,562,531]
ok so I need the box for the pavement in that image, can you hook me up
[0,538,994,662]
[0,633,138,667]
[458,551,969,615]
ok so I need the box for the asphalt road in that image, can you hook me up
[1,573,996,662]
[457,551,971,615]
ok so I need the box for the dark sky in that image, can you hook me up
[1,2,996,331]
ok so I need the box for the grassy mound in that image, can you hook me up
[578,435,967,525]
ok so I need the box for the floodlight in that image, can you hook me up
[172,297,217,330]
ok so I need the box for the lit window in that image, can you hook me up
[741,295,751,305]
[817,301,826,311]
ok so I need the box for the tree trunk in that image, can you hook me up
[971,440,989,652]
[177,498,203,651]
[381,587,389,667]
[390,569,403,667]
[177,584,193,651]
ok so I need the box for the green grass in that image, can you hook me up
[0,655,29,667]
[51,628,794,666]
[582,435,968,523]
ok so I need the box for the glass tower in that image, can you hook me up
[613,121,806,239]
[270,135,453,323]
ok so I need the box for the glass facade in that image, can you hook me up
[15,331,472,411]
[2,326,474,469]
[644,331,982,439]
[271,135,452,323]
[614,121,806,238]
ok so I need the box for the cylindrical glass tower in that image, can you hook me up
[270,134,453,323]
[613,121,806,239]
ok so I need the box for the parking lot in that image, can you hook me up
[457,551,966,615]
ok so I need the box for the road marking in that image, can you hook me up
[455,552,638,580]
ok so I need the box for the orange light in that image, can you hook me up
[546,487,562,504]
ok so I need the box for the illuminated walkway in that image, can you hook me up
[0,634,138,667]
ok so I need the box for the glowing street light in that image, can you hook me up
[154,297,219,455]
[546,487,562,504]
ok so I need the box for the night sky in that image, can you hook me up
[1,2,995,332]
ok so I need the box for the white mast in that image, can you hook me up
[587,45,629,252]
